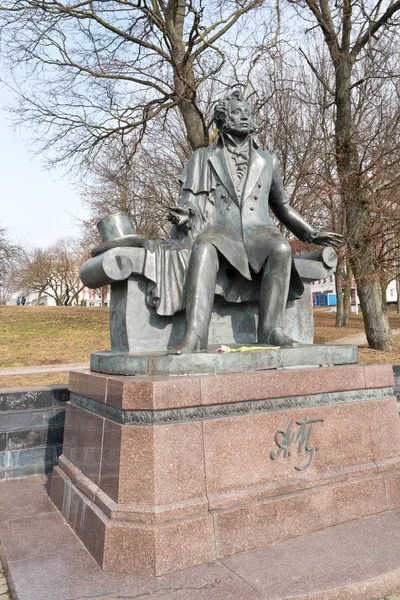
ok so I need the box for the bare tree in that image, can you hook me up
[17,239,88,305]
[0,0,274,169]
[0,224,22,304]
[81,115,190,242]
[283,0,400,350]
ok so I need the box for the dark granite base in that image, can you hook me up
[0,385,68,480]
[394,364,400,409]
[90,344,358,376]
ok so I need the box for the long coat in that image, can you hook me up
[174,135,316,301]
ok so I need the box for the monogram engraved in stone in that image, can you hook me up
[270,418,324,471]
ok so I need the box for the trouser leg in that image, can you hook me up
[168,240,219,354]
[257,237,293,344]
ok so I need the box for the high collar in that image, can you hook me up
[216,133,259,150]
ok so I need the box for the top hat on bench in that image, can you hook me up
[91,212,148,257]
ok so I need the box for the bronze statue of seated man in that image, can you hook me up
[167,89,342,354]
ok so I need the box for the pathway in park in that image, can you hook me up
[1,329,400,378]
[334,329,400,346]
[0,362,90,377]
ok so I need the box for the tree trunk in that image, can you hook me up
[342,260,352,327]
[334,58,394,350]
[381,285,387,310]
[397,278,400,314]
[335,253,344,327]
[356,276,394,350]
[167,1,209,151]
[173,61,209,151]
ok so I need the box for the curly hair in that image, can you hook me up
[213,90,257,134]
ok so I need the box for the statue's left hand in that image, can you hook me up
[167,206,191,227]
[310,231,343,248]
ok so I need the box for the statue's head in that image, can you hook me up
[213,90,257,136]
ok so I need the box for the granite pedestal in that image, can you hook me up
[49,358,400,577]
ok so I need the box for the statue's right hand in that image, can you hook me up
[167,206,191,226]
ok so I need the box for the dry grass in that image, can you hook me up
[0,306,110,368]
[314,306,400,364]
[0,304,399,388]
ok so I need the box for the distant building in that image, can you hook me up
[312,276,398,309]
[9,272,397,309]
[9,286,110,307]
[386,279,398,304]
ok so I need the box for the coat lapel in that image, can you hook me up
[242,146,266,205]
[209,148,240,207]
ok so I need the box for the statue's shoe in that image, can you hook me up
[260,327,300,347]
[167,330,206,355]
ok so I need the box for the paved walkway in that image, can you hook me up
[1,476,400,600]
[334,329,400,346]
[0,362,89,377]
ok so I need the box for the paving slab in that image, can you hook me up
[0,363,89,377]
[1,476,400,600]
[335,329,400,346]
[221,509,400,599]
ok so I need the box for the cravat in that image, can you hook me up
[228,144,249,180]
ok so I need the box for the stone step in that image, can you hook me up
[1,476,400,600]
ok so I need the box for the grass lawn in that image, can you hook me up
[0,304,399,388]
[0,305,110,372]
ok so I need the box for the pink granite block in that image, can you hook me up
[106,425,155,505]
[221,509,400,600]
[153,422,208,521]
[81,498,108,568]
[106,376,153,410]
[364,363,395,389]
[300,401,374,474]
[200,365,366,406]
[154,515,216,576]
[94,488,117,521]
[103,515,216,576]
[150,377,201,410]
[58,454,99,502]
[62,484,87,540]
[384,470,400,509]
[49,466,65,513]
[202,402,376,510]
[103,523,157,575]
[106,375,202,410]
[69,370,108,403]
[51,465,101,543]
[213,475,388,557]
[100,420,208,519]
[368,398,400,464]
[99,419,123,503]
[62,403,105,485]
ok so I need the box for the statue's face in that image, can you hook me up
[227,98,252,136]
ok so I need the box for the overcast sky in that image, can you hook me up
[1,88,89,249]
